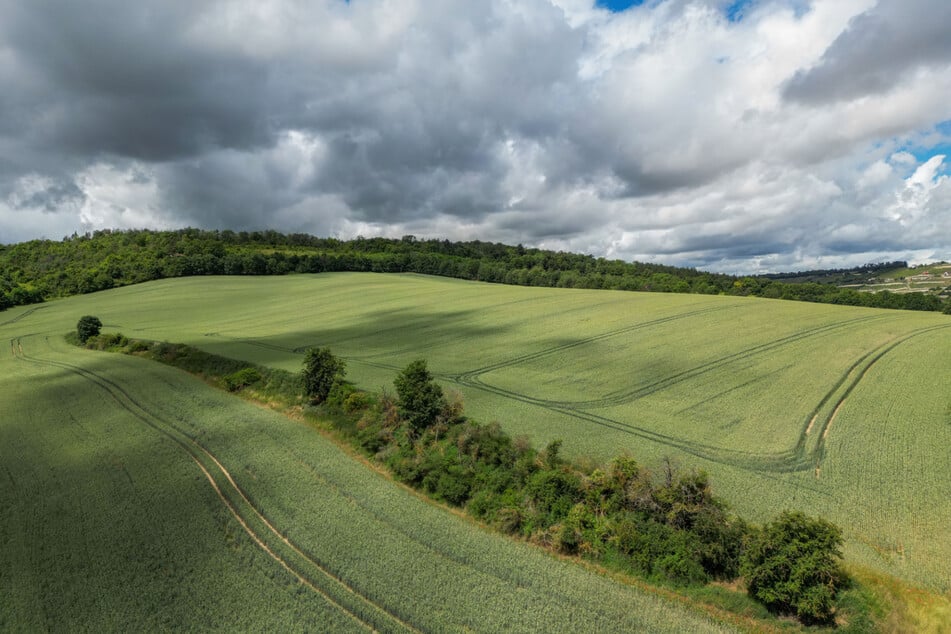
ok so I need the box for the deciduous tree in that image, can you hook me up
[741,510,845,625]
[302,347,345,404]
[76,315,102,343]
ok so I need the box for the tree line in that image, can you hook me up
[3,228,948,313]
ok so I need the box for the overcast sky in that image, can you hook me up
[1,0,949,273]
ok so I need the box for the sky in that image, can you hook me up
[0,0,949,273]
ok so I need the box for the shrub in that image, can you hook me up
[224,367,262,392]
[85,332,128,350]
[741,511,846,625]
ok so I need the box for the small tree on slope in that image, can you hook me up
[741,510,846,625]
[302,347,346,404]
[76,315,102,343]
[394,359,446,434]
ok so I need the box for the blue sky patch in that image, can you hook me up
[595,0,645,12]
[900,120,951,172]
[725,0,755,22]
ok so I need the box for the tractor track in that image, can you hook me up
[799,323,951,475]
[199,311,906,475]
[458,313,889,410]
[12,338,420,634]
[0,305,47,327]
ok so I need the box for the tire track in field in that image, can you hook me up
[12,339,420,634]
[436,315,882,466]
[202,311,892,474]
[461,314,888,410]
[0,305,47,327]
[282,449,637,610]
[440,313,929,474]
[802,323,951,476]
[450,303,742,384]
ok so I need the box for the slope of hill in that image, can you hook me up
[7,273,949,599]
[37,273,951,591]
[0,301,733,632]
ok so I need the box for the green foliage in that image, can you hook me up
[302,347,346,404]
[741,510,846,625]
[2,228,944,314]
[84,332,128,350]
[76,315,102,343]
[224,367,263,392]
[394,359,446,433]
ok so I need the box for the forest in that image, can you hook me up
[1,228,948,313]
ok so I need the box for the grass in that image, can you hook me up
[3,271,949,628]
[1,306,733,630]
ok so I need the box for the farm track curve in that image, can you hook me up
[0,305,47,327]
[800,323,951,474]
[172,308,949,479]
[458,313,889,409]
[11,337,420,634]
[202,311,922,475]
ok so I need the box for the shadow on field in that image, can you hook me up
[0,354,345,631]
[192,306,529,370]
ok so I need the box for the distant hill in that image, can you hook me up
[1,228,947,314]
[758,261,909,285]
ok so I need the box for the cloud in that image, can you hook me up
[783,0,951,103]
[0,0,949,273]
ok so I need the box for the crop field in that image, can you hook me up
[3,273,950,603]
[1,307,734,631]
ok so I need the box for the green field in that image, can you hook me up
[3,273,950,624]
[0,311,732,631]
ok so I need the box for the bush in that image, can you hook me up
[85,332,128,350]
[224,367,262,392]
[76,315,102,343]
[741,511,846,625]
[127,340,152,353]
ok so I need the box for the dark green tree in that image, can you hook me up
[741,510,845,625]
[394,359,446,433]
[76,315,102,343]
[302,347,346,404]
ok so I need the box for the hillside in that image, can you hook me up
[0,298,733,632]
[1,229,947,314]
[7,273,949,597]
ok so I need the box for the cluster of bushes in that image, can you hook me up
[5,228,949,313]
[78,320,298,398]
[303,349,847,625]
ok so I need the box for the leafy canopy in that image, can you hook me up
[394,359,446,433]
[76,315,102,343]
[302,347,346,404]
[741,510,845,625]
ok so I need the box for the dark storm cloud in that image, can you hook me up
[11,178,85,212]
[0,0,949,271]
[1,0,276,161]
[783,0,951,104]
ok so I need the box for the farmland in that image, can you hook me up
[3,272,950,626]
[0,310,731,631]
